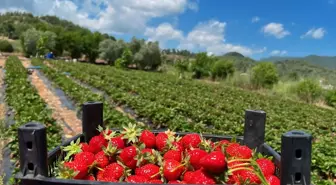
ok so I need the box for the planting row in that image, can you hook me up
[4,56,62,177]
[48,60,336,184]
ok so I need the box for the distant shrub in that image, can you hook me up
[191,52,214,79]
[210,60,235,80]
[325,90,336,107]
[294,79,323,103]
[251,62,279,89]
[115,48,133,69]
[0,39,14,52]
[175,59,189,79]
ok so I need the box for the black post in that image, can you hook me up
[280,130,312,185]
[243,110,266,151]
[18,122,48,177]
[82,102,104,142]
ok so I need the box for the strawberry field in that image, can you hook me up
[2,57,336,184]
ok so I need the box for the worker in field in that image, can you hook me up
[46,51,54,59]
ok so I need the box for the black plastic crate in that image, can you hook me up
[15,102,313,185]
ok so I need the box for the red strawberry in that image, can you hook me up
[181,134,201,149]
[156,133,168,151]
[200,151,226,174]
[182,171,194,183]
[89,135,107,154]
[110,136,125,149]
[142,148,153,154]
[80,143,92,153]
[102,163,125,181]
[98,175,118,182]
[83,175,95,180]
[225,143,240,157]
[125,175,148,183]
[164,150,182,162]
[74,152,95,166]
[237,169,261,184]
[168,180,186,184]
[140,130,156,148]
[119,146,137,169]
[266,175,280,185]
[187,148,207,170]
[257,158,275,177]
[94,151,110,168]
[63,161,88,179]
[148,179,163,184]
[172,141,184,152]
[135,164,160,180]
[96,169,104,181]
[163,159,185,181]
[189,168,216,184]
[215,140,230,151]
[226,161,247,184]
[235,146,252,159]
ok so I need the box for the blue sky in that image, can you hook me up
[1,0,335,59]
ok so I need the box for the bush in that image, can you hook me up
[191,52,214,79]
[115,48,133,69]
[210,60,235,80]
[0,40,14,52]
[325,90,336,107]
[251,62,279,89]
[294,79,323,103]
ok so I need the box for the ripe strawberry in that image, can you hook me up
[80,143,92,153]
[215,140,230,151]
[163,159,186,181]
[182,171,194,183]
[98,175,118,182]
[62,161,88,179]
[148,179,163,184]
[135,164,160,180]
[266,175,280,185]
[110,136,125,149]
[163,150,182,162]
[121,123,142,144]
[73,152,95,166]
[225,143,240,157]
[94,151,110,168]
[96,169,104,181]
[168,180,186,184]
[156,132,168,151]
[237,169,261,184]
[226,161,247,184]
[89,135,107,154]
[235,146,252,159]
[187,148,207,170]
[83,175,95,180]
[256,158,275,177]
[119,146,137,169]
[102,163,125,181]
[181,134,201,149]
[142,148,153,154]
[172,141,184,152]
[125,175,148,183]
[140,130,156,148]
[189,168,216,184]
[200,151,226,174]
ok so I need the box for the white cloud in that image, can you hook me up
[251,16,260,23]
[145,23,183,47]
[270,50,287,56]
[300,28,326,39]
[262,22,290,39]
[0,0,196,34]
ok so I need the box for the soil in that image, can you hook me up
[21,59,82,139]
[0,58,6,185]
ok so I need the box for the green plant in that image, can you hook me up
[294,79,323,103]
[0,39,14,52]
[325,90,336,107]
[210,60,235,80]
[251,62,279,89]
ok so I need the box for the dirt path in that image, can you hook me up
[0,57,6,185]
[21,59,82,138]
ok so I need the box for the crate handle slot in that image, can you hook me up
[82,102,104,142]
[243,110,266,151]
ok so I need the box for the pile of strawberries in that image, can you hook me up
[57,124,280,185]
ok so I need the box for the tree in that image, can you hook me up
[251,62,279,88]
[64,31,83,59]
[0,40,14,52]
[210,60,235,80]
[133,41,162,70]
[82,32,104,63]
[36,31,57,56]
[294,79,323,103]
[191,52,214,79]
[21,28,43,57]
[175,59,189,79]
[99,39,126,65]
[115,47,133,69]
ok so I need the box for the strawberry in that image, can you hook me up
[168,180,186,184]
[156,132,169,151]
[119,146,138,169]
[110,136,125,149]
[172,141,184,152]
[163,159,186,181]
[102,162,126,181]
[237,169,261,184]
[200,151,226,174]
[225,143,240,157]
[121,123,142,144]
[135,164,160,180]
[98,175,118,182]
[96,169,104,181]
[163,150,182,162]
[83,175,95,180]
[125,175,148,183]
[235,146,252,159]
[215,140,230,151]
[89,135,107,154]
[189,168,216,184]
[140,130,156,148]
[73,152,95,166]
[181,134,201,149]
[226,161,248,184]
[80,143,92,153]
[61,161,88,179]
[266,175,280,185]
[182,171,194,183]
[187,148,207,170]
[256,158,275,177]
[94,151,110,168]
[148,179,163,184]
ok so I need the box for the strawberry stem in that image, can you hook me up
[227,158,252,163]
[229,162,251,169]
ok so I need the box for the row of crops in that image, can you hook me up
[43,59,335,184]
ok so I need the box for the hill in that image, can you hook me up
[261,55,336,69]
